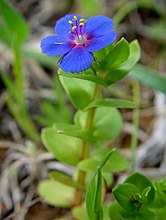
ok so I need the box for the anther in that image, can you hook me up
[72,26,77,31]
[73,16,77,21]
[68,20,73,25]
[79,18,85,22]
[79,22,84,26]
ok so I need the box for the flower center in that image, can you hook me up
[68,16,86,45]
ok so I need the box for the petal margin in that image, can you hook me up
[54,14,82,36]
[40,35,72,56]
[60,47,94,73]
[87,31,116,52]
[84,15,114,37]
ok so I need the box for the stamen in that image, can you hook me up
[68,20,73,25]
[79,18,85,22]
[73,16,77,21]
[72,26,77,31]
[79,22,84,26]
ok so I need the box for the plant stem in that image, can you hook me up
[130,80,140,173]
[11,47,39,141]
[73,83,101,206]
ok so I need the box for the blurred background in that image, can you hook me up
[0,0,166,219]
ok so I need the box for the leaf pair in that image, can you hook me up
[110,172,155,219]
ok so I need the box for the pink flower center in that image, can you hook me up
[68,16,87,47]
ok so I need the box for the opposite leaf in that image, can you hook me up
[104,40,140,85]
[38,180,74,207]
[42,127,81,165]
[102,37,130,69]
[59,73,95,110]
[53,123,96,142]
[84,98,136,111]
[75,107,123,141]
[125,172,155,206]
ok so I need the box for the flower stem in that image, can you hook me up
[73,83,101,206]
[130,80,140,173]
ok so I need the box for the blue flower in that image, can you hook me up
[41,14,116,73]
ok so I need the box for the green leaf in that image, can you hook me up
[72,206,89,220]
[152,182,166,208]
[113,183,141,212]
[105,40,140,85]
[109,202,125,220]
[0,0,29,47]
[109,202,155,220]
[78,151,128,173]
[125,172,155,206]
[59,73,95,110]
[75,107,123,141]
[141,186,152,211]
[38,180,74,207]
[102,38,130,69]
[84,98,136,110]
[130,64,166,94]
[86,173,96,220]
[0,25,11,46]
[41,127,81,165]
[86,149,115,220]
[53,123,96,142]
[118,40,140,71]
[102,204,111,220]
[49,171,85,190]
[93,170,102,215]
[59,69,108,87]
[151,206,166,220]
[94,43,114,63]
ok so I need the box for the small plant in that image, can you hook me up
[38,14,141,219]
[1,1,166,219]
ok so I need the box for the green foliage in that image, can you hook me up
[109,202,155,220]
[0,0,38,141]
[59,69,108,87]
[77,150,128,173]
[0,0,29,48]
[1,2,166,219]
[110,172,156,219]
[124,172,155,206]
[84,98,136,110]
[104,40,140,85]
[86,150,116,220]
[59,74,95,109]
[41,127,81,165]
[59,39,140,87]
[38,180,74,207]
[49,171,85,190]
[72,206,89,220]
[99,38,130,69]
[130,64,166,94]
[35,77,72,126]
[75,107,123,141]
[38,37,141,219]
[53,123,96,142]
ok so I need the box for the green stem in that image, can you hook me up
[73,83,101,206]
[13,47,25,106]
[11,47,39,141]
[130,80,140,173]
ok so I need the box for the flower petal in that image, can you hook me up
[87,31,116,52]
[40,35,72,56]
[60,47,94,73]
[54,14,82,36]
[84,15,114,37]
